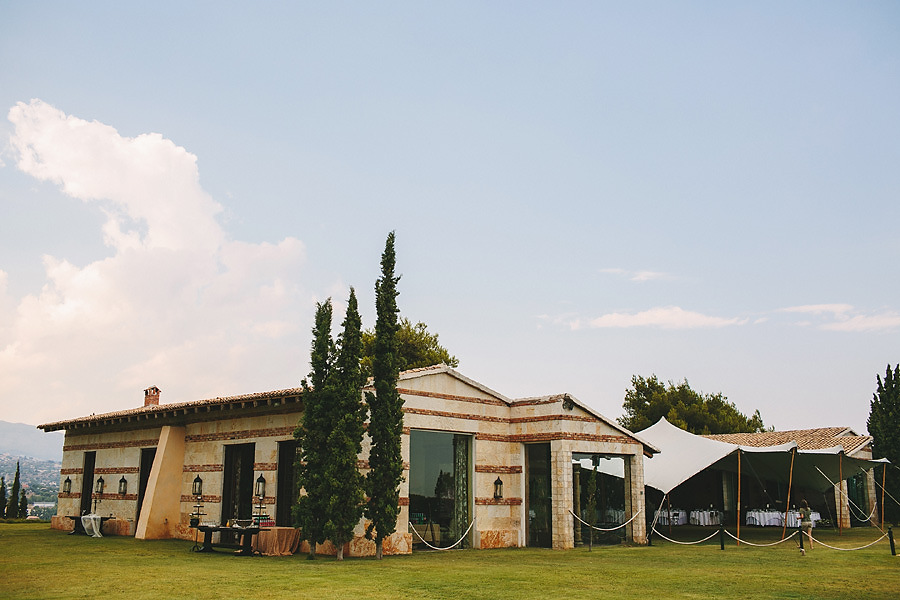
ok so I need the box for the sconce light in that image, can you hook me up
[95,476,105,495]
[118,476,128,495]
[493,476,504,500]
[192,474,203,497]
[255,474,266,499]
[62,476,72,494]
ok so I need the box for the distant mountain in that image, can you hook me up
[0,421,64,462]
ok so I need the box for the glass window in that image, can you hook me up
[409,430,472,549]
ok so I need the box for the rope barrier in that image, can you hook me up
[569,507,643,532]
[816,466,874,523]
[722,528,798,547]
[808,532,889,552]
[650,527,720,545]
[409,518,477,551]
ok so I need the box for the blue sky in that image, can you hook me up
[1,2,898,435]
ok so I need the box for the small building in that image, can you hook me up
[38,365,657,554]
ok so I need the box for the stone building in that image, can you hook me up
[39,365,657,555]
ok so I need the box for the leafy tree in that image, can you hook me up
[294,299,335,559]
[867,364,900,523]
[618,375,767,434]
[322,287,367,560]
[0,476,7,518]
[360,318,458,376]
[7,462,21,518]
[365,232,405,560]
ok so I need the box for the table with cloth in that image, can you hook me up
[252,526,301,556]
[689,510,721,526]
[654,509,688,526]
[80,514,110,538]
[745,509,820,527]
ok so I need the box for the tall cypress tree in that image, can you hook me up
[0,476,7,518]
[868,364,900,523]
[365,232,404,559]
[19,488,28,519]
[294,299,335,559]
[7,462,21,519]
[323,287,367,560]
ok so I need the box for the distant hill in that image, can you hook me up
[0,421,64,462]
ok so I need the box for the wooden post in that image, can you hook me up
[782,447,795,540]
[736,450,741,546]
[839,452,843,536]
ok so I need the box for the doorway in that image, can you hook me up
[135,447,156,527]
[525,443,552,547]
[276,440,298,526]
[79,451,96,515]
[222,443,255,524]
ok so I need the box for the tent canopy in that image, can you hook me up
[640,417,885,494]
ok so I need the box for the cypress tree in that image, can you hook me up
[323,287,367,560]
[365,232,404,559]
[19,488,28,519]
[868,364,900,523]
[0,476,7,518]
[294,299,335,559]
[7,462,21,519]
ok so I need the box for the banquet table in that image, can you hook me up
[655,509,688,526]
[784,511,821,528]
[252,526,301,556]
[746,510,820,527]
[603,509,626,524]
[689,510,721,526]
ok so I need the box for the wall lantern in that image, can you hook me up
[95,476,105,495]
[192,475,203,497]
[493,476,504,500]
[255,474,266,499]
[118,476,128,496]
[62,476,72,494]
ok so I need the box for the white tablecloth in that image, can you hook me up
[81,514,103,538]
[655,509,688,526]
[689,510,721,526]
[746,510,820,527]
[603,509,626,524]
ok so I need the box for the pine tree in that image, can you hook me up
[294,299,335,559]
[7,462,21,519]
[323,287,367,560]
[365,232,404,559]
[0,476,7,518]
[867,364,900,523]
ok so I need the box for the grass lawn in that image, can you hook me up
[1,523,898,599]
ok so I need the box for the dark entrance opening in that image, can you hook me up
[276,440,298,526]
[79,451,96,516]
[525,443,552,547]
[222,443,255,531]
[136,447,157,527]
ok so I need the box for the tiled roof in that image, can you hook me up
[704,428,872,456]
[37,387,304,432]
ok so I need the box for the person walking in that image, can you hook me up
[799,499,814,554]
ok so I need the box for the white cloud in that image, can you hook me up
[588,306,747,329]
[2,100,311,424]
[600,267,674,282]
[778,304,900,332]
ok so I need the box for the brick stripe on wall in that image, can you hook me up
[184,426,296,443]
[94,467,140,475]
[396,388,507,407]
[476,432,636,444]
[475,465,522,474]
[183,464,224,472]
[475,497,523,505]
[60,468,83,475]
[254,463,278,471]
[181,495,222,504]
[63,439,159,451]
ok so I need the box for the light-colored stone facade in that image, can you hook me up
[41,365,656,554]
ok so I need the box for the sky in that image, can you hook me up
[1,2,898,436]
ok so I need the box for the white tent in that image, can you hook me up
[640,417,885,495]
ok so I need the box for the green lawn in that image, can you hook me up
[0,523,897,599]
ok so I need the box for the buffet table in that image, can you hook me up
[197,525,266,555]
[252,526,301,556]
[689,510,721,526]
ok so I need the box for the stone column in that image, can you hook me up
[550,440,574,550]
[625,450,647,544]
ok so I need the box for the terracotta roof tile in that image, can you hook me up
[704,428,871,455]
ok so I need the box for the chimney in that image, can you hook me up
[144,386,161,407]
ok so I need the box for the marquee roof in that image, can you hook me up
[639,417,886,494]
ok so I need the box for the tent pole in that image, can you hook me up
[882,464,887,530]
[839,452,843,536]
[782,447,795,540]
[736,449,741,546]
